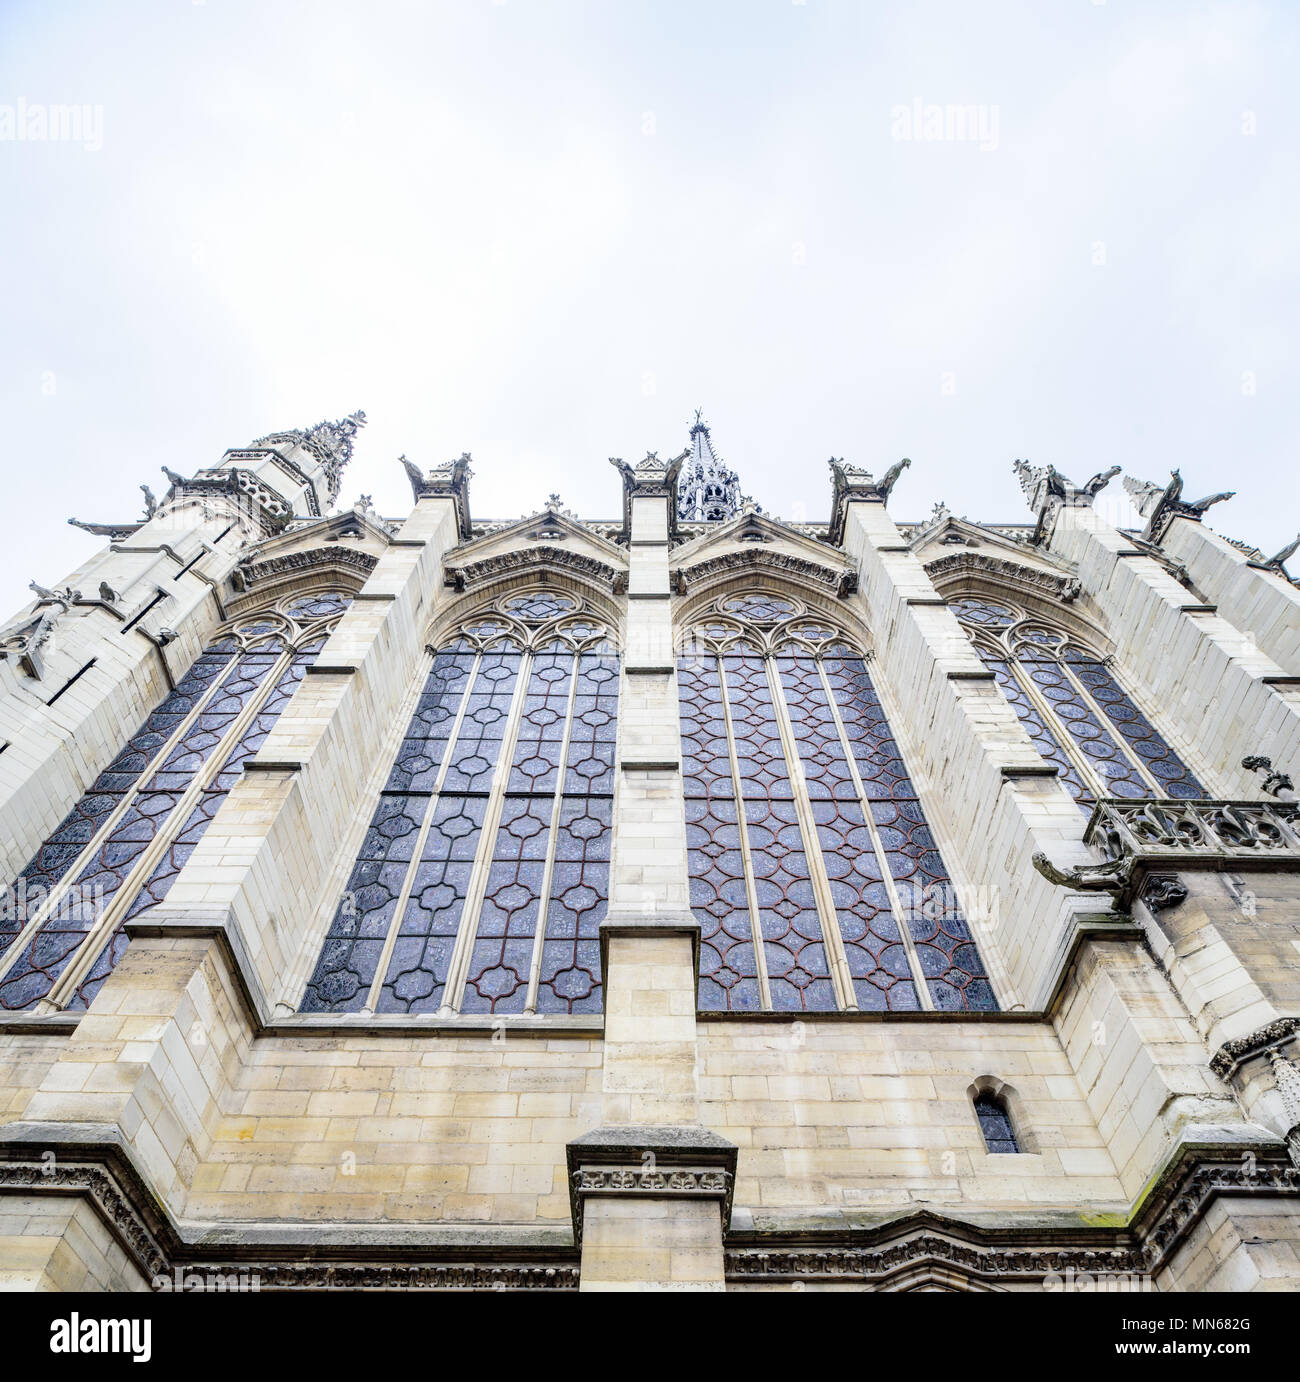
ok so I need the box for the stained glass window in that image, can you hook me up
[949,596,1206,812]
[974,1091,1019,1154]
[301,593,617,1016]
[679,592,997,1014]
[0,590,351,1011]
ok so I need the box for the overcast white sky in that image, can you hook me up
[2,0,1298,616]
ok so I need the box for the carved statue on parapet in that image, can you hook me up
[397,452,474,539]
[1013,461,1121,542]
[1248,533,1300,580]
[140,485,157,518]
[826,456,911,545]
[1123,469,1236,544]
[161,465,189,490]
[0,582,82,678]
[611,448,690,543]
[1243,754,1295,800]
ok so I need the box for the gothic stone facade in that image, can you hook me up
[1,416,1299,1292]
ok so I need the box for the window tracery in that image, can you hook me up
[678,590,997,1014]
[301,589,617,1016]
[949,596,1205,811]
[0,590,352,1011]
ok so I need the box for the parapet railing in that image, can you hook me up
[1033,798,1300,909]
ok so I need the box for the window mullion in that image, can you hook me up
[716,655,772,1012]
[1010,657,1111,802]
[0,650,241,985]
[1056,656,1165,796]
[440,650,534,1016]
[362,650,482,1014]
[522,650,581,1015]
[816,660,936,1013]
[42,644,297,1011]
[762,657,856,1013]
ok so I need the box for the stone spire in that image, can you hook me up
[676,410,752,524]
[252,410,367,507]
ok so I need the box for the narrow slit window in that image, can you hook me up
[974,1091,1019,1154]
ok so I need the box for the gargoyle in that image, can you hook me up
[1257,533,1300,576]
[1080,465,1122,497]
[1031,850,1132,893]
[398,454,424,493]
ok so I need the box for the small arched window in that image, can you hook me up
[301,590,618,1016]
[0,591,351,1011]
[950,596,1205,811]
[973,1089,1020,1154]
[678,591,997,1015]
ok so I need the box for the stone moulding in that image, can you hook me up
[671,548,858,600]
[2,1133,1293,1290]
[725,1145,1300,1287]
[442,545,627,596]
[565,1124,738,1243]
[0,1137,578,1291]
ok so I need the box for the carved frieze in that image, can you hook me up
[672,548,857,600]
[229,545,379,595]
[924,550,1082,605]
[443,545,626,596]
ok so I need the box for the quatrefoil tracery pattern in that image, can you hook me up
[949,596,1206,811]
[302,592,618,1016]
[0,590,353,1011]
[678,592,997,1014]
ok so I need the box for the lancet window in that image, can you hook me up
[949,596,1205,811]
[0,591,351,1011]
[301,590,618,1016]
[678,591,997,1014]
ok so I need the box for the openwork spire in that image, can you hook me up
[253,410,367,507]
[676,410,751,524]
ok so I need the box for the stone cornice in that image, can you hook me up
[566,1124,738,1244]
[0,1132,578,1290]
[443,545,627,596]
[725,1142,1300,1286]
[2,1129,1291,1289]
